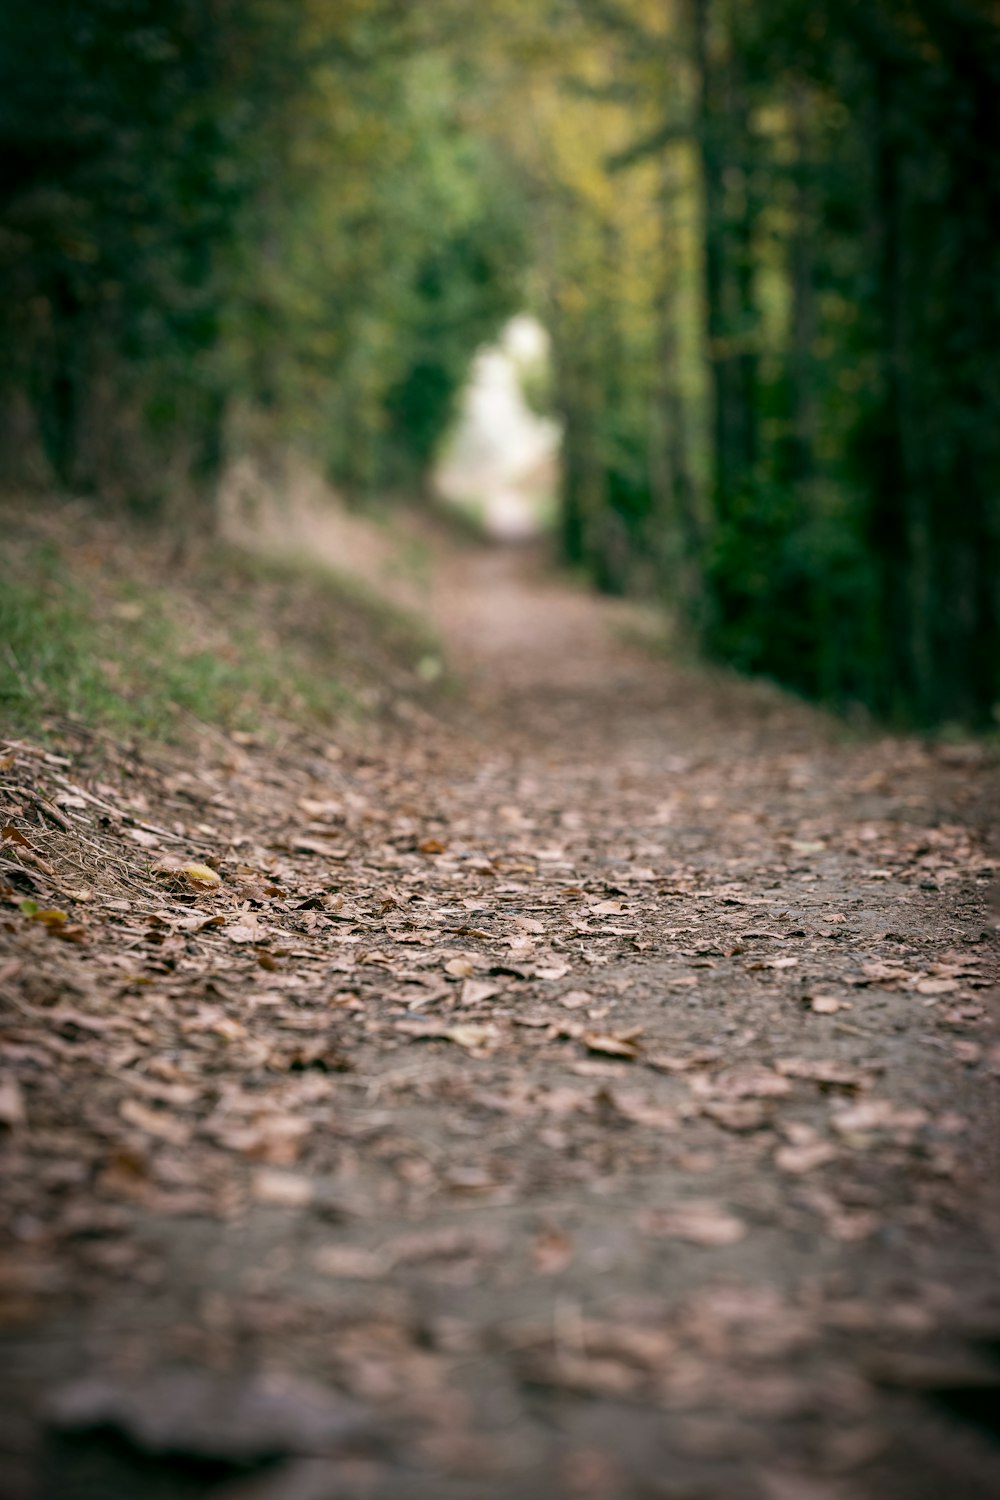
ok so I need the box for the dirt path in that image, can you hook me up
[2,530,999,1500]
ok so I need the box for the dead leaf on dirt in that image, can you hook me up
[119,1098,191,1145]
[460,977,503,1006]
[583,1030,642,1060]
[152,910,225,934]
[700,1100,771,1132]
[746,957,799,971]
[227,914,265,943]
[855,960,915,986]
[313,1245,385,1279]
[2,824,33,848]
[207,1112,311,1164]
[0,1073,26,1128]
[396,1019,500,1053]
[558,989,594,1010]
[689,1066,791,1101]
[775,1058,876,1091]
[914,977,959,996]
[807,994,849,1014]
[516,1349,645,1398]
[152,859,222,891]
[385,1225,505,1266]
[251,1169,314,1208]
[24,904,69,927]
[531,1228,574,1274]
[641,1203,747,1247]
[831,1100,930,1137]
[535,960,571,980]
[774,1141,838,1174]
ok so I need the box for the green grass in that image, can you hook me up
[0,530,446,742]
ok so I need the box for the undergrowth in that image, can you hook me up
[0,504,446,742]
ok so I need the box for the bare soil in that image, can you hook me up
[2,520,1000,1500]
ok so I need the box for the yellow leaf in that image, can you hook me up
[182,863,221,890]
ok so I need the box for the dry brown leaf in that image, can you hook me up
[251,1169,313,1208]
[558,989,594,1010]
[583,1031,642,1060]
[689,1067,791,1101]
[775,1058,875,1090]
[832,1100,929,1136]
[226,915,264,944]
[641,1203,747,1247]
[535,960,571,980]
[914,977,959,996]
[313,1245,385,1279]
[119,1098,191,1145]
[1,824,33,848]
[700,1100,771,1132]
[0,1073,26,1128]
[774,1141,838,1174]
[808,994,848,1014]
[460,977,503,1006]
[532,1228,574,1274]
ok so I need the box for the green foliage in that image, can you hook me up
[2,0,996,728]
[529,0,1000,727]
[0,3,527,506]
[0,529,442,742]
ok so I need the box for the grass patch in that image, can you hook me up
[1,509,447,742]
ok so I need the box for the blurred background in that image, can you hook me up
[1,0,998,728]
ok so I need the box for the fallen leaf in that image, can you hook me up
[251,1170,314,1208]
[558,989,594,1010]
[914,977,959,996]
[535,960,571,980]
[583,1031,642,1060]
[807,994,848,1014]
[774,1141,838,1174]
[313,1245,385,1279]
[689,1067,791,1101]
[29,907,69,928]
[119,1098,191,1145]
[700,1100,771,1132]
[227,915,264,943]
[0,1074,26,1128]
[396,1020,500,1053]
[641,1203,747,1247]
[2,825,33,848]
[532,1228,574,1274]
[460,977,503,1006]
[775,1058,876,1090]
[831,1100,930,1136]
[443,1023,499,1052]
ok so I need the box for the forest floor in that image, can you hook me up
[2,494,1000,1500]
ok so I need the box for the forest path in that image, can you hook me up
[3,511,1000,1500]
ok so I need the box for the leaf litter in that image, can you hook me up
[1,537,999,1498]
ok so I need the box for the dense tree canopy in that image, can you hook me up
[1,0,997,725]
